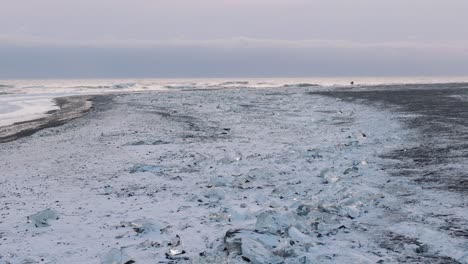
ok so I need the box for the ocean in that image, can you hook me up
[1,76,468,127]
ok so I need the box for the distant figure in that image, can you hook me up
[350,81,355,85]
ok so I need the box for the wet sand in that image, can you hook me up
[0,95,94,143]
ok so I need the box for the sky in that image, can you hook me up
[1,0,467,79]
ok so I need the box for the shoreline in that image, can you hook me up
[0,95,95,143]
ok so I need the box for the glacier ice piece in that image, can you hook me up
[27,209,59,227]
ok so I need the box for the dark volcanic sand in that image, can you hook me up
[311,83,468,194]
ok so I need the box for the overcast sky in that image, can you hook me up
[1,0,467,78]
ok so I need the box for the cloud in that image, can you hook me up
[1,35,467,79]
[1,35,468,54]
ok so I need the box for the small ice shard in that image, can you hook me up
[100,248,125,264]
[204,188,225,202]
[167,248,185,256]
[304,149,322,159]
[273,240,295,258]
[27,209,59,227]
[343,167,359,175]
[168,235,181,247]
[414,244,429,254]
[129,164,162,174]
[317,203,340,214]
[271,185,296,198]
[224,231,243,256]
[224,229,280,257]
[120,218,169,237]
[241,237,281,264]
[323,173,339,184]
[286,255,314,264]
[101,185,113,195]
[228,208,253,222]
[254,193,268,204]
[343,206,360,219]
[287,227,314,246]
[296,204,312,216]
[130,219,160,235]
[319,168,340,183]
[255,210,289,234]
[207,176,228,188]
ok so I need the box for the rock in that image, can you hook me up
[27,209,59,227]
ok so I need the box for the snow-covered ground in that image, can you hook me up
[0,86,466,263]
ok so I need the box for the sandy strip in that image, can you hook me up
[0,95,94,143]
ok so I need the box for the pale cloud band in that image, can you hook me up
[2,35,468,54]
[1,35,467,79]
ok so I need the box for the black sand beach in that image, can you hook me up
[312,83,468,194]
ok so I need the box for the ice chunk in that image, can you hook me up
[285,255,314,264]
[204,188,225,202]
[320,169,339,184]
[304,149,322,159]
[27,209,59,227]
[129,164,162,174]
[120,218,169,237]
[207,176,228,187]
[343,205,360,219]
[296,204,312,216]
[287,227,314,246]
[343,166,359,175]
[255,210,290,234]
[224,229,280,256]
[166,248,186,257]
[228,208,254,223]
[100,248,125,264]
[129,219,160,235]
[273,240,295,258]
[241,237,281,264]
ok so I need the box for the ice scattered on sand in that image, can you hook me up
[27,209,59,227]
[1,86,467,263]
